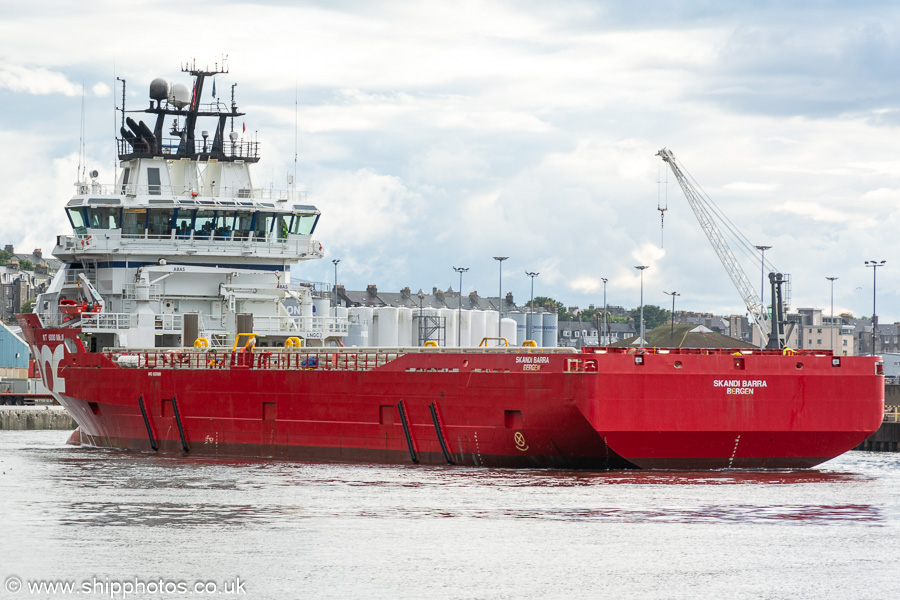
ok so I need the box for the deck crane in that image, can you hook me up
[656,148,787,349]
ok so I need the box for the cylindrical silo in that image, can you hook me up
[301,298,314,332]
[442,308,458,347]
[313,297,330,319]
[398,307,414,347]
[349,307,373,347]
[485,310,499,342]
[542,312,558,347]
[459,310,472,347]
[500,317,517,346]
[509,312,526,347]
[470,310,487,346]
[376,307,399,347]
[526,312,543,347]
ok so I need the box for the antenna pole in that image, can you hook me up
[116,77,126,130]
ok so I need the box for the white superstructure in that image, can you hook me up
[33,60,347,351]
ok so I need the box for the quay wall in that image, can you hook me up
[0,406,77,431]
[854,384,900,453]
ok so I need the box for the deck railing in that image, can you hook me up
[102,345,577,373]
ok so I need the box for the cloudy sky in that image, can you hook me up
[1,1,899,321]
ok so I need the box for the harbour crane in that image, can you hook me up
[657,148,787,348]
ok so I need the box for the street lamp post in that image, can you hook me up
[601,277,608,346]
[493,257,508,342]
[332,258,340,314]
[754,245,771,349]
[417,288,426,346]
[526,271,539,341]
[865,260,886,356]
[453,266,468,347]
[635,266,649,347]
[663,291,680,348]
[826,276,838,352]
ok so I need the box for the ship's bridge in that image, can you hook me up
[55,192,323,263]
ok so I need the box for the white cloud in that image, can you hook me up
[0,64,81,96]
[92,81,111,97]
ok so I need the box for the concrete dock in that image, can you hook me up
[0,405,77,431]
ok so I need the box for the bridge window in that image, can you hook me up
[86,207,120,230]
[122,209,147,235]
[174,209,194,238]
[67,208,87,235]
[194,210,216,238]
[254,212,275,241]
[214,211,235,239]
[234,211,253,240]
[148,208,175,236]
[276,215,290,239]
[290,213,318,235]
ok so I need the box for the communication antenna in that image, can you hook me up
[293,83,298,199]
[77,80,86,185]
[657,162,668,247]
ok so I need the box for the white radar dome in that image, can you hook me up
[169,83,190,108]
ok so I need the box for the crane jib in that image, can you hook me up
[656,148,787,349]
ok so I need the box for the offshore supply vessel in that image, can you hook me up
[17,61,885,469]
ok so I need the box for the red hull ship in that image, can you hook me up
[18,314,884,469]
[17,62,884,469]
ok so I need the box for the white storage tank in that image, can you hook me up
[500,317,517,347]
[459,309,472,347]
[509,312,526,346]
[485,310,500,342]
[542,312,558,348]
[376,307,399,347]
[398,307,414,347]
[313,297,330,319]
[301,298,314,332]
[526,312,544,347]
[470,310,487,346]
[349,306,373,347]
[441,308,458,347]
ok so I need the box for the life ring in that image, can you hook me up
[522,340,537,347]
[194,337,210,349]
[782,347,795,356]
[80,235,92,247]
[285,337,301,348]
[424,340,438,347]
[316,242,323,253]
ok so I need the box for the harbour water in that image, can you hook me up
[2,430,899,599]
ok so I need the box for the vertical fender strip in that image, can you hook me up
[429,402,454,465]
[137,395,158,451]
[171,395,189,453]
[397,400,418,464]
